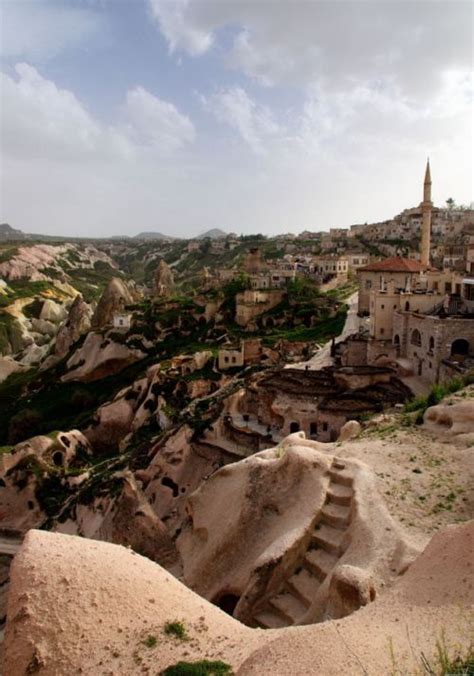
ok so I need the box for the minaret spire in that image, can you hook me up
[420,158,432,267]
[423,158,431,203]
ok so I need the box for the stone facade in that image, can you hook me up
[235,289,284,327]
[392,313,474,382]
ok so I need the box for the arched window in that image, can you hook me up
[393,334,400,345]
[429,336,435,353]
[405,301,410,311]
[411,329,421,346]
[289,422,300,434]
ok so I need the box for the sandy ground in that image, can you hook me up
[337,417,474,543]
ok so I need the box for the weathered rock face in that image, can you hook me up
[54,294,92,359]
[153,259,175,297]
[424,395,474,444]
[0,431,92,533]
[62,332,145,383]
[177,432,420,628]
[91,277,134,329]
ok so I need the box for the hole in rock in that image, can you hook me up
[214,594,240,616]
[161,476,179,497]
[52,451,64,467]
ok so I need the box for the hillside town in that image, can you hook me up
[0,159,473,674]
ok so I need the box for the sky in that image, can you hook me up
[0,0,473,238]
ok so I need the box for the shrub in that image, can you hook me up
[164,621,188,640]
[142,635,158,649]
[160,660,233,676]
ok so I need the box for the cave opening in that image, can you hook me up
[214,593,240,616]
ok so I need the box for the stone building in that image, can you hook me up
[239,367,410,442]
[357,257,426,315]
[235,289,284,327]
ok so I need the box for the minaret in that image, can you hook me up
[420,159,432,267]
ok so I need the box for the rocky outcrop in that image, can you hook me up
[424,394,474,444]
[0,431,92,533]
[177,432,420,628]
[62,332,145,383]
[3,522,473,675]
[153,259,175,297]
[91,277,134,330]
[53,294,92,359]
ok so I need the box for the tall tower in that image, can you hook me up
[420,159,432,267]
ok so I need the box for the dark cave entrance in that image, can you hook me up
[214,593,240,616]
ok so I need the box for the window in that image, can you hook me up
[411,329,422,346]
[232,356,236,364]
[322,422,328,432]
[366,280,372,290]
[405,301,410,311]
[380,328,385,335]
[381,304,385,309]
[445,282,452,294]
[428,337,434,353]
[224,356,229,364]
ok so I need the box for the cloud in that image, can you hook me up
[1,0,103,61]
[122,86,195,153]
[1,63,195,162]
[148,0,213,56]
[203,86,280,154]
[147,0,473,103]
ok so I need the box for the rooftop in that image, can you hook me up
[358,256,426,273]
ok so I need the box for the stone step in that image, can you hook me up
[327,484,353,506]
[253,609,288,629]
[286,568,318,607]
[268,592,308,625]
[311,524,346,556]
[328,468,354,487]
[320,503,351,529]
[332,459,347,470]
[303,548,338,582]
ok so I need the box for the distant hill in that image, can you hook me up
[0,223,28,241]
[133,232,175,241]
[197,228,227,240]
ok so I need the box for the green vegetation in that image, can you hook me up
[0,246,19,263]
[403,377,470,425]
[161,660,233,676]
[164,621,188,640]
[142,635,158,649]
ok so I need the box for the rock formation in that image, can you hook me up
[177,432,420,628]
[62,332,145,383]
[53,294,92,359]
[153,259,175,297]
[424,394,474,444]
[3,521,473,674]
[0,430,92,533]
[91,277,134,330]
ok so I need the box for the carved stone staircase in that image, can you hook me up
[252,459,354,629]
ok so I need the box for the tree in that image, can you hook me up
[446,197,456,210]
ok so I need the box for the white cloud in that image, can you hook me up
[1,0,102,61]
[148,0,473,104]
[123,86,195,153]
[148,0,213,56]
[203,86,280,154]
[0,63,195,163]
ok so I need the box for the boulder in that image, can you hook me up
[337,420,361,442]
